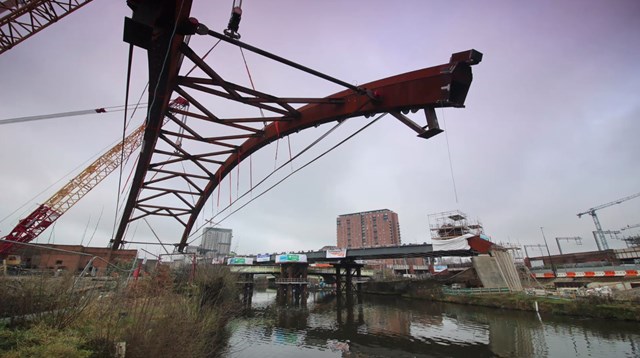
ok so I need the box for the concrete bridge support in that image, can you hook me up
[473,251,522,292]
[276,263,309,305]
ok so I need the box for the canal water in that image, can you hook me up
[223,289,640,358]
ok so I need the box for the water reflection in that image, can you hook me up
[224,289,640,358]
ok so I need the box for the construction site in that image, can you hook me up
[1,1,640,357]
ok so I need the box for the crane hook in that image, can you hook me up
[224,0,243,39]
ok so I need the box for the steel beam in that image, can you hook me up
[112,0,193,249]
[112,24,481,251]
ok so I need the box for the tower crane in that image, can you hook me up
[621,223,640,231]
[577,192,640,251]
[0,97,189,255]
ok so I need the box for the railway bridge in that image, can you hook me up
[228,235,499,304]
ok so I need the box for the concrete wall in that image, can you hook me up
[473,255,507,288]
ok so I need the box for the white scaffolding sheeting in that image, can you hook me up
[432,234,474,251]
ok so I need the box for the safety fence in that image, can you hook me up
[442,287,510,295]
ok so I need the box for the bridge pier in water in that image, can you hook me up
[335,261,364,304]
[276,263,309,305]
[238,273,254,306]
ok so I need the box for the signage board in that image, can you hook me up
[434,265,448,273]
[275,253,308,264]
[256,254,271,263]
[529,259,544,268]
[326,248,347,258]
[227,257,254,265]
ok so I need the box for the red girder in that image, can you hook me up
[111,1,481,252]
[175,51,480,251]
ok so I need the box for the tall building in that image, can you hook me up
[337,209,401,248]
[201,227,232,260]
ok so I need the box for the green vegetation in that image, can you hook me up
[0,265,240,357]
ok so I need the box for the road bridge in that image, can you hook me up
[228,235,497,305]
[230,266,373,277]
[247,235,494,264]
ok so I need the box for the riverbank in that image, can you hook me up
[363,280,640,322]
[0,266,239,357]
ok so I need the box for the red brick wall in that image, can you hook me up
[337,209,401,249]
[15,244,137,274]
[337,209,403,266]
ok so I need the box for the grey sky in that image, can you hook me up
[1,1,639,258]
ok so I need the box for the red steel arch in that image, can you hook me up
[112,1,482,251]
[188,51,482,248]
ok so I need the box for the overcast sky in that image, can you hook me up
[1,1,639,258]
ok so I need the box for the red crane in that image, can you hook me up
[0,0,94,55]
[0,98,189,255]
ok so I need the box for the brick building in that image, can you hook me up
[336,209,432,269]
[337,209,401,248]
[337,209,413,267]
[12,244,137,275]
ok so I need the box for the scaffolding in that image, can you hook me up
[428,210,484,240]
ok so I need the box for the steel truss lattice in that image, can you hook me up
[112,1,482,252]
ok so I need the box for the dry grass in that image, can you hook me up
[0,264,240,357]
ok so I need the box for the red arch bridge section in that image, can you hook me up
[112,4,482,252]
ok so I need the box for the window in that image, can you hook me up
[55,260,63,265]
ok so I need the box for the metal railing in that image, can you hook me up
[275,278,309,284]
[442,287,510,295]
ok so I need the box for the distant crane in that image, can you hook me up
[621,223,640,231]
[577,192,640,251]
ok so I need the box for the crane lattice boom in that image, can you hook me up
[577,191,640,251]
[621,223,640,231]
[577,192,640,217]
[0,0,94,55]
[0,98,188,255]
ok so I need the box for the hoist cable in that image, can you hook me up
[188,120,341,243]
[239,46,263,197]
[440,106,459,203]
[0,104,149,126]
[124,83,149,130]
[239,47,265,119]
[188,114,381,243]
[111,43,135,243]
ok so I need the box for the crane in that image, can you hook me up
[0,0,95,55]
[577,192,640,251]
[0,97,189,255]
[621,223,640,231]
